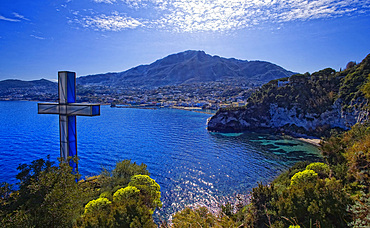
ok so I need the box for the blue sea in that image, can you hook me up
[0,101,321,218]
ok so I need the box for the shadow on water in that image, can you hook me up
[209,131,322,166]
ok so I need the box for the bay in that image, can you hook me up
[0,101,321,218]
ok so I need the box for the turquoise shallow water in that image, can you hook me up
[0,101,321,218]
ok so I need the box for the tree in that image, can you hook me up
[128,175,162,211]
[348,192,370,227]
[171,206,237,228]
[113,186,140,202]
[305,162,330,178]
[0,158,161,227]
[1,157,95,228]
[346,61,356,70]
[360,74,370,100]
[276,177,351,228]
[84,197,112,214]
[99,159,150,193]
[290,170,318,186]
[245,182,278,228]
[76,175,161,228]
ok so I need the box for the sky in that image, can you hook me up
[1,0,370,81]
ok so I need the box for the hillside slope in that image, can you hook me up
[0,79,57,100]
[207,54,370,136]
[77,50,295,88]
[0,79,56,91]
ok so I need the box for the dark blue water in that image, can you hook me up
[0,101,321,218]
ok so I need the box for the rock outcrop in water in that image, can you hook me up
[208,54,370,136]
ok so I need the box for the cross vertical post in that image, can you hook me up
[38,71,100,171]
[58,72,77,170]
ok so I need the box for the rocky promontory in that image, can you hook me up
[208,54,370,136]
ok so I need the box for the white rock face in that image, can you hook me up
[207,99,369,133]
[268,103,347,131]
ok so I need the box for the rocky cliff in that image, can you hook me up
[207,54,370,136]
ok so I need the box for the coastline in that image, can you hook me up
[171,106,215,114]
[110,104,215,114]
[282,134,322,147]
[295,137,322,147]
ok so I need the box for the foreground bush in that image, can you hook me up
[0,157,94,228]
[0,158,160,228]
[76,175,161,228]
[233,123,370,227]
[170,206,238,228]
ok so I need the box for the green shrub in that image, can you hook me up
[306,162,330,178]
[113,186,140,202]
[290,170,318,186]
[99,159,150,193]
[0,157,95,228]
[99,191,112,200]
[171,206,238,228]
[129,175,162,210]
[84,197,112,214]
[348,192,370,227]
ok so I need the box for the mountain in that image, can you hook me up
[0,79,56,91]
[0,79,57,100]
[77,50,296,88]
[207,53,370,136]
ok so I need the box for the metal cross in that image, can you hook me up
[38,71,100,170]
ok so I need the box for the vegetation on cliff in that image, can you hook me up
[212,53,370,136]
[245,53,370,114]
[246,67,340,116]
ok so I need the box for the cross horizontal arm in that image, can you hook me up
[38,103,100,116]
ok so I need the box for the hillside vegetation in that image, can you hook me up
[208,53,370,136]
[0,159,161,227]
[244,122,370,227]
[247,54,370,115]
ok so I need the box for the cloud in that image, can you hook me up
[153,0,258,32]
[30,35,46,40]
[0,13,30,22]
[80,0,370,32]
[93,0,117,3]
[13,12,30,21]
[152,0,370,32]
[0,15,21,22]
[81,14,143,31]
[277,0,359,22]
